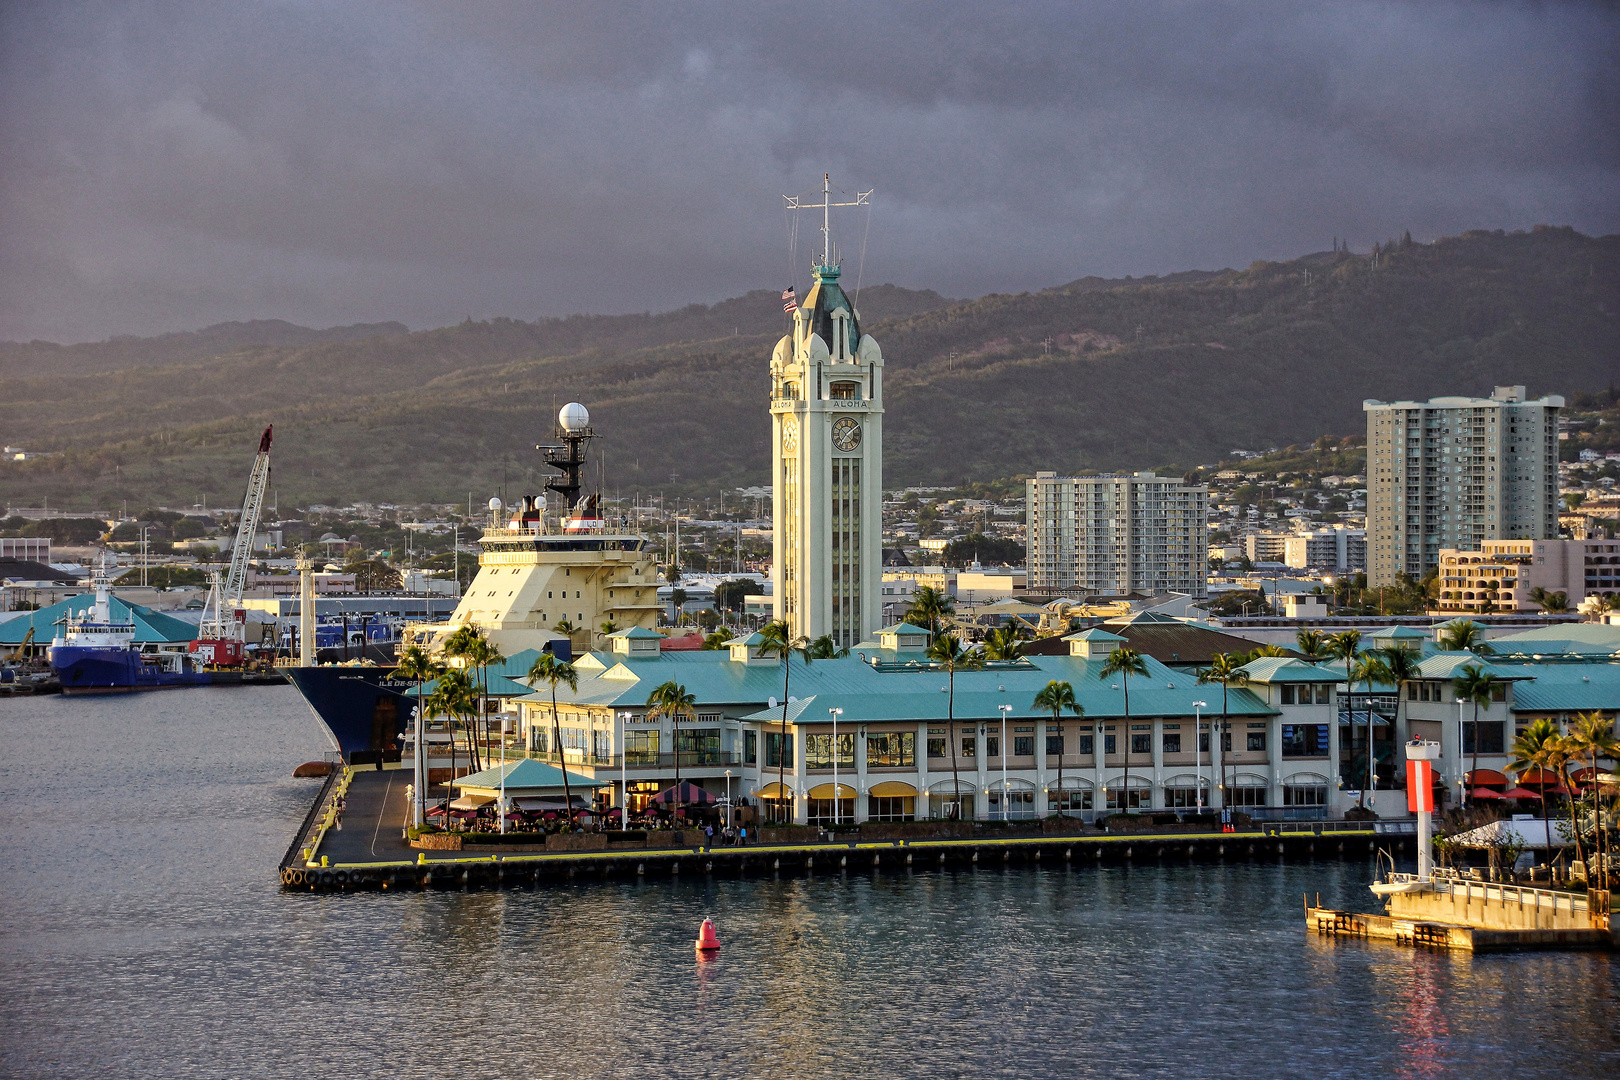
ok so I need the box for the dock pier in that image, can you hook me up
[280,767,1415,894]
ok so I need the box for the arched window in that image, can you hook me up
[829,380,860,401]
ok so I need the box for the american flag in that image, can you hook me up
[781,287,797,313]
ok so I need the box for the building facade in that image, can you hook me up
[501,622,1620,826]
[1435,537,1620,613]
[1364,385,1562,586]
[1283,527,1367,572]
[1026,472,1207,598]
[770,264,885,647]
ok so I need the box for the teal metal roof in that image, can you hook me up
[1507,663,1620,714]
[0,593,197,646]
[1415,652,1525,681]
[453,758,607,793]
[1368,625,1428,640]
[1064,628,1126,642]
[609,626,663,640]
[407,670,536,698]
[516,648,1274,723]
[1237,658,1346,683]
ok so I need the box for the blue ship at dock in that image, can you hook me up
[46,567,212,695]
[286,666,417,765]
[51,642,210,694]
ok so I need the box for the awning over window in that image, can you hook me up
[868,781,918,797]
[808,783,857,799]
[756,782,793,798]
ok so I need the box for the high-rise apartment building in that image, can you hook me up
[1283,527,1367,572]
[1026,472,1207,598]
[1364,385,1562,586]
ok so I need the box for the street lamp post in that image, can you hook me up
[499,715,509,835]
[619,710,629,830]
[725,768,732,831]
[998,704,1013,821]
[1192,700,1207,815]
[1455,696,1468,808]
[829,707,844,825]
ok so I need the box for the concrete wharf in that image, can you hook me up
[1306,873,1616,952]
[280,769,1414,894]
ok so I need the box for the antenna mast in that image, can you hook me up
[784,173,873,269]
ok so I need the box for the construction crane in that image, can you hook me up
[192,426,273,667]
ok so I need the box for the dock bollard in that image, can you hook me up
[321,855,329,867]
[417,852,427,865]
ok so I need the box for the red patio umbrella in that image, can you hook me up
[651,781,718,805]
[1500,786,1541,800]
[1470,786,1507,800]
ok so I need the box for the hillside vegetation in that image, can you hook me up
[1,226,1614,510]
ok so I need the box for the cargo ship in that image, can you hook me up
[49,568,211,694]
[286,403,663,762]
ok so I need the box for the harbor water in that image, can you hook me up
[2,687,1616,1078]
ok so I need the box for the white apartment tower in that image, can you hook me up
[1364,385,1562,586]
[770,263,884,647]
[1026,472,1208,598]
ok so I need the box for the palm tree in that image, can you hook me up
[757,620,811,825]
[1253,643,1289,658]
[1295,629,1329,662]
[1510,718,1562,876]
[808,634,849,659]
[702,627,736,650]
[1351,652,1391,805]
[425,667,476,821]
[1566,711,1620,889]
[1197,652,1249,809]
[528,652,580,825]
[1452,664,1499,807]
[599,619,619,644]
[645,680,697,825]
[906,585,954,640]
[928,633,982,820]
[1032,680,1081,818]
[1538,591,1571,614]
[1439,619,1493,655]
[1379,645,1422,789]
[444,625,504,771]
[395,645,444,827]
[983,626,1027,662]
[1099,645,1149,816]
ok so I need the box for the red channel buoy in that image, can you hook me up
[695,917,721,955]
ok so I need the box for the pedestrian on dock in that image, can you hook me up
[704,823,714,850]
[738,825,747,846]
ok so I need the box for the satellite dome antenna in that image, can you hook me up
[539,402,595,512]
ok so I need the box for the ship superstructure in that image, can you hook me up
[405,403,662,658]
[292,402,662,762]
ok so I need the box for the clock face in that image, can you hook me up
[781,416,799,453]
[831,416,862,453]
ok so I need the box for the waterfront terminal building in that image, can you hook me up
[509,620,1620,825]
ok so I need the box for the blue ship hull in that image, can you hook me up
[285,666,417,765]
[51,646,211,694]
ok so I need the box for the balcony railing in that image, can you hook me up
[525,749,742,769]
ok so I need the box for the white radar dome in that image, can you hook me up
[488,496,503,511]
[559,402,590,432]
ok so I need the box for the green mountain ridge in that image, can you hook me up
[1,226,1614,510]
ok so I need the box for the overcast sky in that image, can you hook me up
[2,1,1616,343]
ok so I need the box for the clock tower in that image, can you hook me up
[771,261,884,648]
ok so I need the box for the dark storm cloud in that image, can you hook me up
[2,0,1615,342]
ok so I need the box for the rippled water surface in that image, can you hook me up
[2,687,1617,1078]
